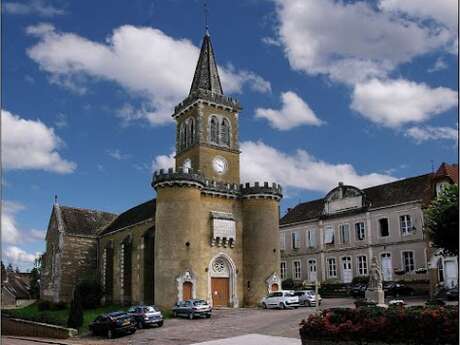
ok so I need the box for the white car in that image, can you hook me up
[293,290,322,307]
[261,290,300,309]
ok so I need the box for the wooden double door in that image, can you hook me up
[211,277,229,307]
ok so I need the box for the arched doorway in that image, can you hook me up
[183,282,193,300]
[271,283,279,291]
[208,254,237,308]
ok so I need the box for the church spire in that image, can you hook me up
[189,32,224,95]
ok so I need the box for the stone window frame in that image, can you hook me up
[292,260,302,280]
[399,214,413,236]
[401,250,416,273]
[339,223,350,244]
[291,231,300,249]
[324,225,335,245]
[355,222,366,241]
[280,261,287,280]
[356,255,368,276]
[378,217,390,238]
[279,233,286,250]
[306,228,316,248]
[327,257,337,278]
[208,114,232,147]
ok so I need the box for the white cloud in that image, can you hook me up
[152,152,175,172]
[379,0,458,32]
[54,113,68,128]
[405,125,459,143]
[2,201,25,245]
[255,91,323,130]
[2,109,76,173]
[240,141,396,193]
[274,0,451,85]
[107,149,130,160]
[26,24,271,125]
[3,246,37,266]
[2,0,65,17]
[351,79,458,127]
[152,142,395,193]
[428,57,448,73]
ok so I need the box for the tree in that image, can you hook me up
[425,184,459,256]
[67,288,84,330]
[6,263,13,272]
[29,267,40,299]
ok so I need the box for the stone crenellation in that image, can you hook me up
[152,168,282,199]
[174,89,241,117]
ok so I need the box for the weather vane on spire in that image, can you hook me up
[204,0,209,35]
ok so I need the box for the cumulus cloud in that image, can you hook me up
[351,79,458,127]
[405,125,459,143]
[2,201,25,245]
[2,109,76,173]
[2,0,65,17]
[428,57,449,73]
[255,91,323,130]
[3,246,38,266]
[274,0,451,85]
[26,24,271,125]
[240,141,396,193]
[152,142,395,193]
[151,151,175,172]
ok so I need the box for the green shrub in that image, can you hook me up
[354,299,377,308]
[425,298,446,307]
[282,278,294,290]
[37,301,67,311]
[76,279,104,309]
[352,276,369,285]
[67,288,84,329]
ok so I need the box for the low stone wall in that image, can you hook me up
[1,316,77,339]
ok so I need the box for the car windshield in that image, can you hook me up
[285,292,296,297]
[193,300,207,306]
[145,306,158,312]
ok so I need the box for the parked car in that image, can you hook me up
[172,299,212,319]
[293,290,322,306]
[89,311,136,338]
[384,282,415,297]
[350,283,367,298]
[446,287,458,301]
[261,290,300,309]
[128,305,164,328]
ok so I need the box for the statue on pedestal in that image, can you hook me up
[365,256,386,307]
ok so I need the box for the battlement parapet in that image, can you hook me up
[173,89,241,116]
[240,182,283,200]
[152,168,206,189]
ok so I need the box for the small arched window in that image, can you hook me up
[221,118,230,146]
[188,118,195,146]
[179,123,186,150]
[210,116,219,144]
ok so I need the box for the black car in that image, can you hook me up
[383,282,415,297]
[446,287,458,301]
[172,299,212,319]
[89,311,136,338]
[128,305,164,328]
[350,283,367,298]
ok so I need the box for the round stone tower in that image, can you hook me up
[241,182,282,306]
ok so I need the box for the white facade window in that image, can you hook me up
[292,231,300,249]
[400,215,413,235]
[280,261,287,280]
[339,224,350,244]
[279,233,285,250]
[324,226,335,244]
[293,260,301,280]
[327,258,337,278]
[402,251,415,272]
[357,255,368,275]
[355,222,365,240]
[307,229,316,248]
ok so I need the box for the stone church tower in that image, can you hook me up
[152,31,282,308]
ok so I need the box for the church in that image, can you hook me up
[40,30,283,309]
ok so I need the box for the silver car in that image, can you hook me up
[261,290,300,309]
[293,290,322,307]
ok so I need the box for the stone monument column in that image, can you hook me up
[365,256,386,307]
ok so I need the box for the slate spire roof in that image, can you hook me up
[189,32,224,95]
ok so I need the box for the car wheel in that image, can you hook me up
[137,320,143,329]
[107,329,114,339]
[158,320,164,327]
[279,302,286,309]
[262,302,267,309]
[189,313,194,320]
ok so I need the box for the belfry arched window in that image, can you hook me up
[221,118,230,146]
[187,118,195,147]
[210,116,219,144]
[179,123,186,150]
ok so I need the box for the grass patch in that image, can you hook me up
[4,302,129,335]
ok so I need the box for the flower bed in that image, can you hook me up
[299,305,458,345]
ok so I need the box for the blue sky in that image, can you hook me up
[2,0,458,269]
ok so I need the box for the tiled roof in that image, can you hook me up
[189,33,223,95]
[99,199,156,236]
[58,205,117,236]
[280,173,434,225]
[434,162,458,184]
[2,272,31,300]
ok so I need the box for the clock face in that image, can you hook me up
[183,158,192,172]
[212,156,227,174]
